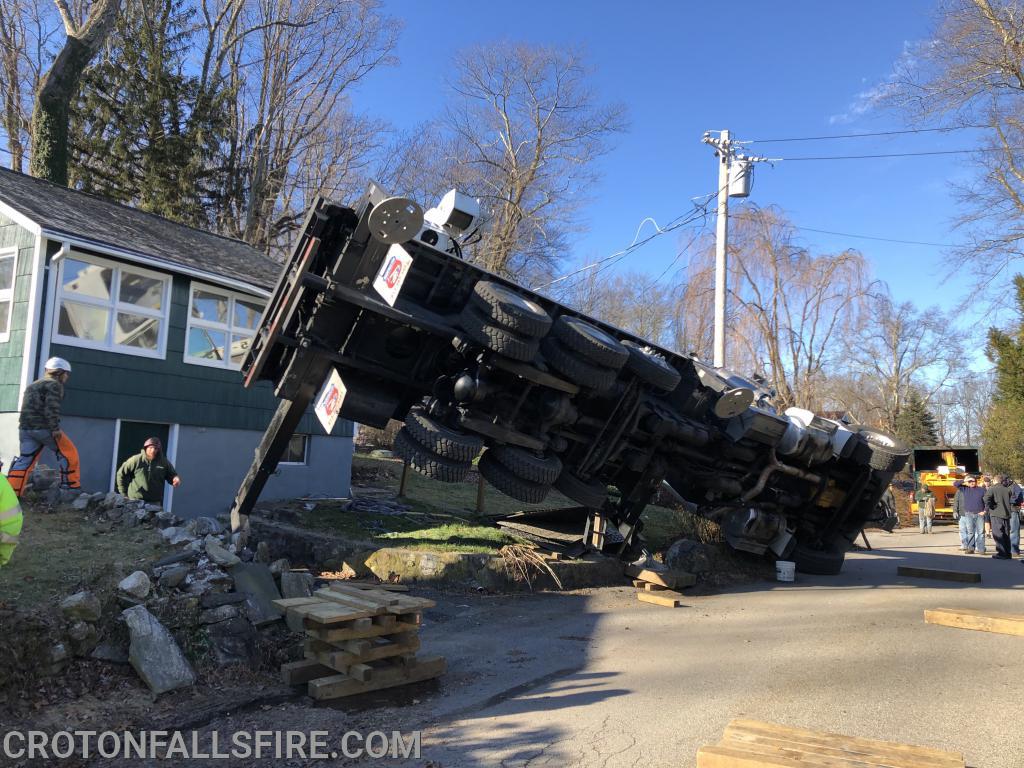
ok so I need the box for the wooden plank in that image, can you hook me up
[697,744,879,768]
[307,620,419,644]
[281,659,336,685]
[723,719,964,767]
[720,733,961,768]
[897,566,981,584]
[326,584,402,607]
[637,590,684,608]
[335,582,410,592]
[298,602,379,625]
[273,597,321,610]
[308,655,446,701]
[643,582,668,592]
[315,588,388,612]
[306,635,422,671]
[624,566,696,589]
[348,663,373,682]
[924,607,1024,637]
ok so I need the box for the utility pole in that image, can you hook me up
[706,130,731,368]
[701,130,770,369]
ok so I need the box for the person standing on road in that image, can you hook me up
[115,437,180,503]
[7,357,81,496]
[1010,479,1022,557]
[984,474,1020,560]
[953,476,987,554]
[915,486,936,534]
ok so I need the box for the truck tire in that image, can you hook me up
[393,428,472,483]
[622,340,681,392]
[459,305,540,362]
[487,445,563,485]
[479,451,551,503]
[791,543,846,576]
[470,281,552,337]
[848,426,910,473]
[552,316,628,369]
[540,337,618,392]
[405,407,483,463]
[554,471,608,508]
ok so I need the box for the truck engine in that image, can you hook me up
[231,183,910,575]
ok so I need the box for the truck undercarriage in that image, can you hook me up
[231,184,909,575]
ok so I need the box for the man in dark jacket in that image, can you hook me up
[984,474,1021,560]
[116,437,180,503]
[8,357,81,496]
[953,476,987,554]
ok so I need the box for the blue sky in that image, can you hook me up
[356,1,996,339]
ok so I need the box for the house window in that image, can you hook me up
[54,253,170,357]
[184,285,264,369]
[280,434,309,465]
[0,248,16,341]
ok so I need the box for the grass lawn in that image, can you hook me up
[289,454,715,554]
[0,504,162,607]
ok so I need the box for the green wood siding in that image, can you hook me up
[51,270,351,436]
[0,213,34,412]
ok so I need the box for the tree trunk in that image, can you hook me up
[30,0,120,184]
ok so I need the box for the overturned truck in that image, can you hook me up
[231,184,910,575]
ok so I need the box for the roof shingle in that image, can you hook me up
[0,167,280,291]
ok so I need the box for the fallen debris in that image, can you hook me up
[122,605,196,694]
[897,565,981,583]
[696,718,965,768]
[924,607,1024,637]
[273,584,443,701]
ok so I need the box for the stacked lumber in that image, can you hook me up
[274,583,445,701]
[625,564,695,608]
[697,718,965,767]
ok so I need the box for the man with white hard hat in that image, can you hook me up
[7,356,81,497]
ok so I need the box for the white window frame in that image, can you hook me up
[183,283,265,370]
[279,433,310,466]
[0,246,16,343]
[52,251,171,359]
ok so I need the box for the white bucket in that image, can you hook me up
[775,560,796,582]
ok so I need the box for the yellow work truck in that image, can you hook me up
[909,446,981,521]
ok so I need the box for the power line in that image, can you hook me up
[732,212,956,248]
[778,147,1004,162]
[749,126,985,144]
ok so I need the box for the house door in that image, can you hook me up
[113,421,172,505]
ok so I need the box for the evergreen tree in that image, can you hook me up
[981,274,1024,475]
[68,0,226,226]
[986,275,1024,404]
[893,389,939,447]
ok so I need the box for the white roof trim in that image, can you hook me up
[0,199,42,235]
[39,228,273,298]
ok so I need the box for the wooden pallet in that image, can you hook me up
[626,565,694,607]
[696,718,965,768]
[273,584,444,700]
[924,607,1024,637]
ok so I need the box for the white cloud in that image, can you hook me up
[828,39,922,125]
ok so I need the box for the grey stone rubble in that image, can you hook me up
[122,605,196,694]
[60,591,102,623]
[118,571,152,599]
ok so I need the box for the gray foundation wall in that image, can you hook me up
[170,425,351,519]
[4,416,351,519]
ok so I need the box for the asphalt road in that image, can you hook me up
[126,526,1022,768]
[419,525,1023,768]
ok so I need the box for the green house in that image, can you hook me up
[0,168,352,516]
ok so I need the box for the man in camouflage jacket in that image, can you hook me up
[8,357,81,496]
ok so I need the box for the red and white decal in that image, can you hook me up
[373,244,414,306]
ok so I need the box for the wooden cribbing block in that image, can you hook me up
[286,601,379,626]
[281,659,336,685]
[719,719,964,768]
[338,582,410,592]
[308,655,446,701]
[305,635,422,671]
[897,566,981,584]
[924,607,1024,637]
[637,590,684,607]
[307,620,418,644]
[624,565,696,589]
[314,588,389,611]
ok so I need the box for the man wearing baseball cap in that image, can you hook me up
[7,356,81,496]
[115,437,181,503]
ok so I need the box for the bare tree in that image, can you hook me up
[29,0,121,183]
[443,43,627,281]
[727,207,876,410]
[890,0,1024,294]
[850,293,963,432]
